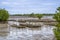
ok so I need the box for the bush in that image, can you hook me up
[0,8,9,21]
[53,13,60,22]
[53,29,60,40]
[35,14,43,19]
[53,7,60,40]
[29,13,43,19]
[53,7,60,22]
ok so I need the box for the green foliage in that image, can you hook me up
[29,13,35,17]
[53,29,60,40]
[53,7,60,40]
[12,13,43,19]
[55,23,60,28]
[29,13,43,19]
[53,7,60,22]
[34,14,43,19]
[57,7,60,12]
[53,13,60,22]
[0,8,9,21]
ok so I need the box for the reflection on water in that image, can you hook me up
[0,24,55,40]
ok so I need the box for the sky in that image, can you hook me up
[0,0,60,14]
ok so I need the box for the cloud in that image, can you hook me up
[41,2,57,6]
[1,1,20,6]
[6,7,55,14]
[1,2,9,5]
[0,0,60,14]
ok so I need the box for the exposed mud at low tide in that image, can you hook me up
[0,23,55,40]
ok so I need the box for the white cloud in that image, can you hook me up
[1,2,20,6]
[13,2,19,5]
[42,3,57,5]
[1,2,10,5]
[1,1,22,8]
[1,0,59,14]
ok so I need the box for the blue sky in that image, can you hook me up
[0,0,60,14]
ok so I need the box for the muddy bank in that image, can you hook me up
[0,24,56,40]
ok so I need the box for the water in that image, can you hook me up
[41,16,53,19]
[0,21,55,40]
[0,16,55,40]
